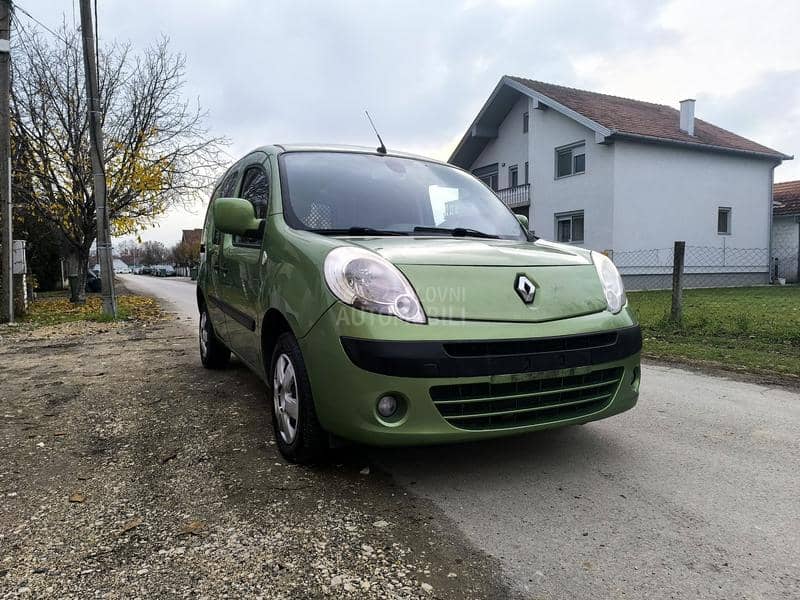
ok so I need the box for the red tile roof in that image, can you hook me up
[509,77,790,159]
[773,180,800,216]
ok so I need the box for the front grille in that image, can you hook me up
[442,331,618,358]
[430,367,623,431]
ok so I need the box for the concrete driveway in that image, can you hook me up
[118,274,800,599]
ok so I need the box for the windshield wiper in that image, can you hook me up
[310,227,408,236]
[412,226,499,239]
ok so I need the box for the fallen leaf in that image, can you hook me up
[160,451,177,465]
[121,516,143,533]
[69,492,85,503]
[180,520,206,536]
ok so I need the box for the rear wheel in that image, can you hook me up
[270,332,326,464]
[199,306,230,369]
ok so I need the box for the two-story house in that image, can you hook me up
[449,76,792,288]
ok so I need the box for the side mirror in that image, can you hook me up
[515,214,529,229]
[213,197,263,236]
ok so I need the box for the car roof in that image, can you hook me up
[251,144,450,167]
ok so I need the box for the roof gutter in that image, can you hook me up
[611,131,793,162]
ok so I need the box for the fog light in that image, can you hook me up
[377,395,398,418]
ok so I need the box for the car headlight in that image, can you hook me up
[591,251,626,314]
[324,247,427,324]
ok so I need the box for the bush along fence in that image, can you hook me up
[610,243,800,291]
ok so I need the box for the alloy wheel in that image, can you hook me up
[199,311,209,358]
[273,353,299,444]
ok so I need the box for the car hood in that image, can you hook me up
[346,236,592,267]
[343,237,608,323]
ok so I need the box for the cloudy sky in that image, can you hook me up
[28,0,800,246]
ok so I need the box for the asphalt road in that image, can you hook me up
[119,274,800,599]
[121,274,200,326]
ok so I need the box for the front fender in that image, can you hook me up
[260,220,339,340]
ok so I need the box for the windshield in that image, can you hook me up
[279,151,527,240]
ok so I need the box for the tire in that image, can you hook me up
[269,332,327,464]
[199,305,230,369]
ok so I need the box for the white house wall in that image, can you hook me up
[470,96,530,190]
[612,141,775,253]
[530,106,615,250]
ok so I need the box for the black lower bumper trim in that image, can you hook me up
[340,325,642,378]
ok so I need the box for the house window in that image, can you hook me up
[509,165,518,188]
[472,163,499,191]
[717,207,731,235]
[481,173,499,191]
[523,112,529,133]
[555,211,584,243]
[524,161,529,185]
[555,142,586,178]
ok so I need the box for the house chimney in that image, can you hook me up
[679,99,695,136]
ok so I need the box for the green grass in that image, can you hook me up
[628,286,800,380]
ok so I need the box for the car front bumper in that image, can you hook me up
[299,304,641,446]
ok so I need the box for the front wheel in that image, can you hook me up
[199,306,230,369]
[270,332,326,464]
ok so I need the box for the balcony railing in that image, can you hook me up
[497,183,530,208]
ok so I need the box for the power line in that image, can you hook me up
[10,2,70,44]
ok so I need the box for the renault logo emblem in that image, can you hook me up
[515,274,536,304]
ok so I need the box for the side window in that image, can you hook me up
[212,169,239,245]
[203,184,220,247]
[233,164,270,247]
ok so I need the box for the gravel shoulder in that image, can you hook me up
[0,307,511,598]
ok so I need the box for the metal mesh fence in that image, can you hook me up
[611,245,799,291]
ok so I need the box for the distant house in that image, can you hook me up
[182,228,203,248]
[449,76,793,288]
[772,181,800,282]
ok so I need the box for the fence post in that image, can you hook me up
[670,241,685,324]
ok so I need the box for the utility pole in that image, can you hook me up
[0,0,12,324]
[670,240,686,324]
[79,0,115,317]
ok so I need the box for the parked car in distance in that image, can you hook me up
[85,269,101,293]
[154,265,177,277]
[197,145,641,463]
[140,266,153,275]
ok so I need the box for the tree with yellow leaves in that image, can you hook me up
[11,24,226,301]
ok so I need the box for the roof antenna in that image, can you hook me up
[365,110,387,154]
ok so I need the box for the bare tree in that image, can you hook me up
[170,238,200,268]
[139,240,168,266]
[11,23,226,301]
[115,239,138,266]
